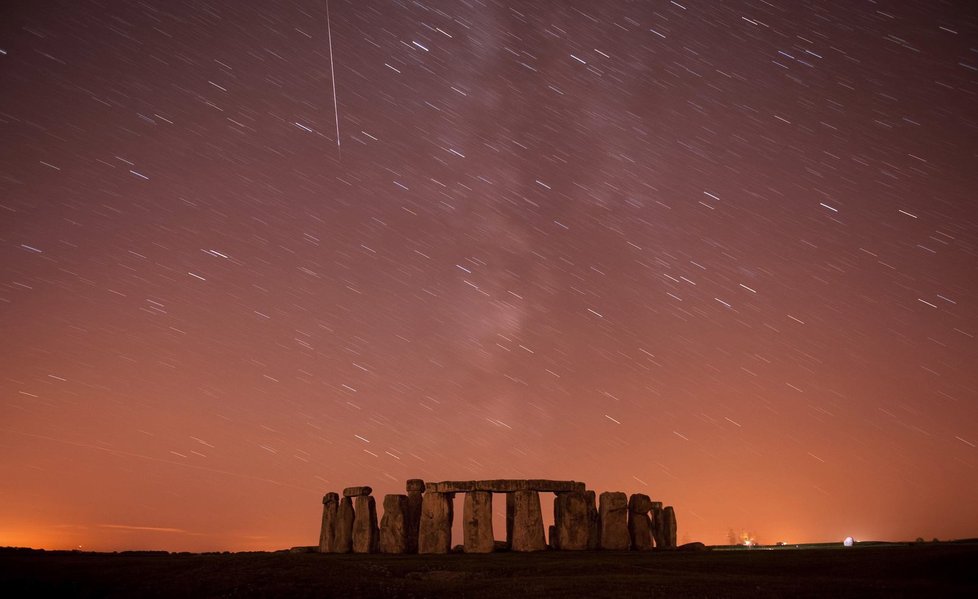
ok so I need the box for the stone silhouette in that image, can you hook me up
[585,490,600,550]
[426,479,585,493]
[405,479,425,554]
[378,494,408,554]
[652,504,665,548]
[418,492,453,554]
[333,496,355,553]
[462,491,494,553]
[599,491,630,550]
[318,479,678,555]
[554,491,589,550]
[627,493,654,551]
[662,506,678,549]
[319,492,339,553]
[509,490,547,552]
[352,495,379,553]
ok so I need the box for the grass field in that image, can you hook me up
[2,542,976,597]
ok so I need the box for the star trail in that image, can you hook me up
[1,0,976,551]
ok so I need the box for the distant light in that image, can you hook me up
[843,536,854,547]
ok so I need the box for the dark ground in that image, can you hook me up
[2,542,976,598]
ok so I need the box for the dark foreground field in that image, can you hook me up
[2,542,976,598]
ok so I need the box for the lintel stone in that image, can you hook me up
[343,486,373,497]
[425,479,585,493]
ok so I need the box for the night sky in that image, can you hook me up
[2,0,977,552]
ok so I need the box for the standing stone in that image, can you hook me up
[319,493,340,553]
[379,494,409,554]
[554,492,589,551]
[406,479,425,554]
[319,493,339,553]
[509,490,546,552]
[352,495,379,553]
[333,496,355,553]
[549,525,558,549]
[462,491,494,553]
[628,493,654,551]
[505,493,515,547]
[662,506,678,549]
[585,490,599,550]
[652,506,665,548]
[599,491,630,550]
[418,492,453,554]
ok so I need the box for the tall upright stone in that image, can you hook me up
[333,496,355,553]
[652,505,665,548]
[585,490,599,550]
[462,491,494,553]
[509,490,546,552]
[319,492,339,553]
[418,491,453,554]
[628,493,654,551]
[599,491,630,550]
[554,491,589,551]
[352,495,379,553]
[506,493,515,547]
[662,506,678,549]
[405,479,425,554]
[379,494,409,554]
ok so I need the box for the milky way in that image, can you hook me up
[1,0,976,551]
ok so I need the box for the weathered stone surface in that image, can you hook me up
[628,493,653,515]
[628,494,654,551]
[343,486,373,497]
[599,491,630,550]
[549,525,558,550]
[652,507,665,548]
[509,490,546,552]
[585,490,599,550]
[426,479,585,494]
[406,489,423,554]
[462,491,494,553]
[554,491,589,551]
[332,496,355,553]
[662,506,678,549]
[379,494,408,554]
[406,479,426,493]
[418,492,453,554]
[319,493,339,553]
[352,495,379,553]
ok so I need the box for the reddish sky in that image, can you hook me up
[2,0,977,552]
